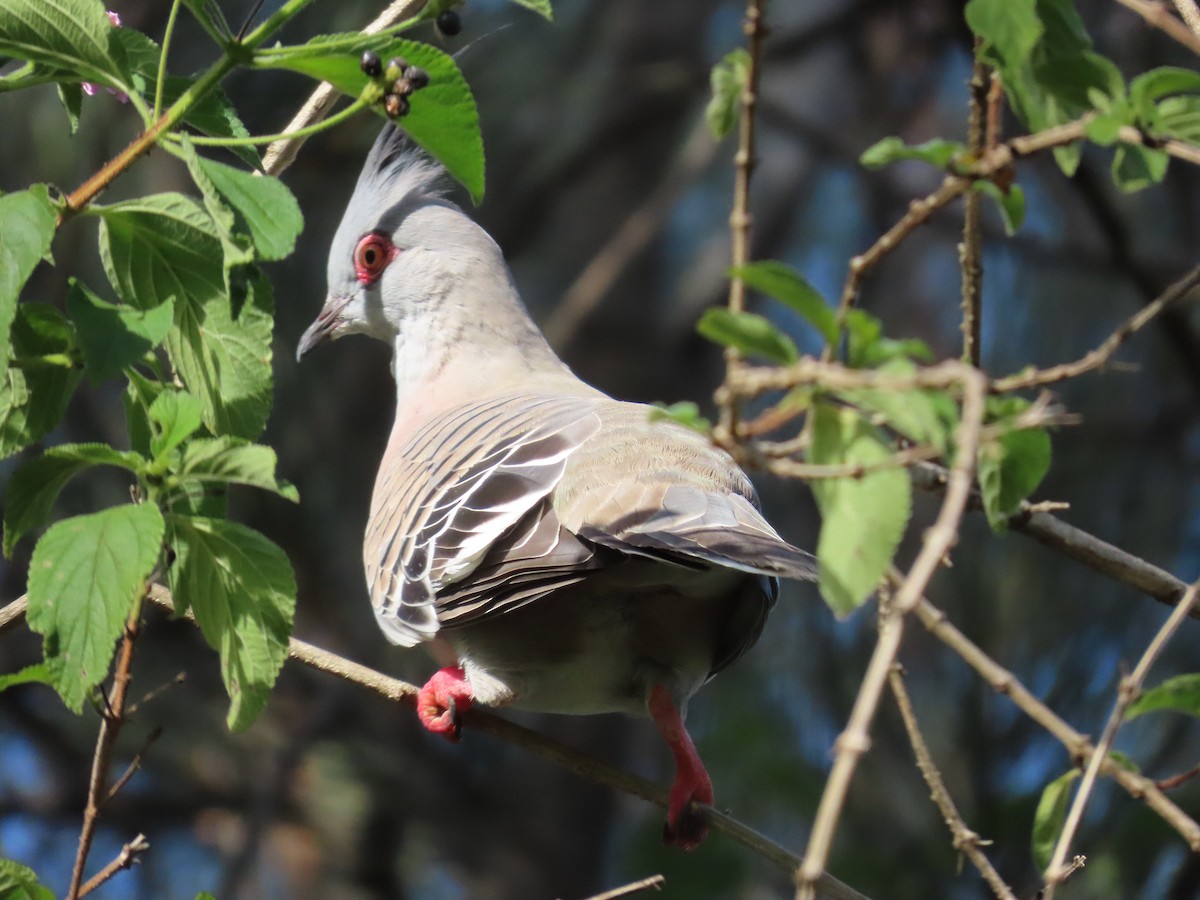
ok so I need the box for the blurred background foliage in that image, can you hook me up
[3,0,1200,897]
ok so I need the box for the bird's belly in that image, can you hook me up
[443,577,743,717]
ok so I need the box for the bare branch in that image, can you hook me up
[1114,0,1200,56]
[960,44,988,367]
[913,596,1200,849]
[795,368,988,898]
[573,874,665,900]
[78,833,149,898]
[1176,0,1200,33]
[1042,579,1200,895]
[888,668,1016,900]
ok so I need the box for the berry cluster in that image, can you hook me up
[360,52,431,119]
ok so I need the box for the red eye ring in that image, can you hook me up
[354,231,396,285]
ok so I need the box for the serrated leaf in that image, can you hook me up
[0,0,130,92]
[177,437,299,501]
[1130,66,1200,113]
[66,279,173,383]
[0,304,81,460]
[839,359,953,452]
[4,442,144,557]
[977,398,1052,531]
[972,180,1025,234]
[0,857,56,900]
[266,38,485,203]
[1032,769,1079,872]
[0,185,57,374]
[505,0,553,19]
[148,389,204,460]
[844,309,933,368]
[1112,143,1169,193]
[697,307,798,364]
[167,515,296,730]
[26,503,163,712]
[706,48,749,139]
[809,404,912,615]
[730,260,837,344]
[98,195,273,438]
[1128,673,1200,720]
[0,663,54,693]
[859,136,966,171]
[649,401,712,435]
[195,156,303,261]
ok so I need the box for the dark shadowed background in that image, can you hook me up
[3,1,1200,897]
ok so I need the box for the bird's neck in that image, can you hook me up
[389,266,574,421]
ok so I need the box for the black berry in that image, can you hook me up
[436,10,462,36]
[406,66,430,90]
[360,50,382,77]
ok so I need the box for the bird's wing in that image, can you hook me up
[365,394,604,646]
[558,403,817,582]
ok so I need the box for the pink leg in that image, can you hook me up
[648,683,714,850]
[417,666,474,743]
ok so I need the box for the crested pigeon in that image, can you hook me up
[297,125,816,849]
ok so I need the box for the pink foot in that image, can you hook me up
[648,683,715,850]
[417,666,473,742]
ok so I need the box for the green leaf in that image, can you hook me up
[124,368,163,459]
[161,76,260,170]
[98,195,274,438]
[182,0,232,40]
[1107,750,1140,773]
[504,0,553,19]
[1159,95,1200,143]
[697,308,798,364]
[809,404,912,616]
[977,398,1052,531]
[0,304,81,460]
[859,136,966,171]
[149,389,204,460]
[1130,66,1200,114]
[1128,673,1200,720]
[4,442,144,556]
[267,38,485,203]
[66,279,173,383]
[965,0,1042,68]
[649,401,712,435]
[167,515,296,730]
[1112,144,1169,193]
[0,0,130,92]
[1032,769,1079,871]
[57,80,83,132]
[176,437,299,501]
[0,663,54,693]
[0,857,56,900]
[730,261,838,344]
[972,180,1026,234]
[195,156,303,261]
[706,48,749,139]
[0,185,57,374]
[26,503,164,712]
[839,359,954,453]
[844,309,933,368]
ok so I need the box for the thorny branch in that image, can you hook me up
[959,44,988,367]
[795,368,988,899]
[1042,579,1200,896]
[888,668,1015,900]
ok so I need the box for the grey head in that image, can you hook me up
[296,126,504,361]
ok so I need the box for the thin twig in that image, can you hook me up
[912,595,1200,849]
[960,44,987,367]
[1176,0,1200,33]
[0,593,28,631]
[889,668,1016,900]
[992,262,1200,391]
[261,0,429,178]
[1114,0,1200,55]
[1042,579,1200,895]
[66,588,148,900]
[104,727,163,805]
[572,874,665,900]
[140,586,867,900]
[77,833,149,898]
[716,0,768,447]
[795,368,988,899]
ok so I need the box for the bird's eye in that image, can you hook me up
[354,232,395,285]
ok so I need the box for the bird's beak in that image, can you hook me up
[296,295,350,363]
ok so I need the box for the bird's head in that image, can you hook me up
[296,126,487,361]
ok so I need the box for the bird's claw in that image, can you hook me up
[417,666,473,743]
